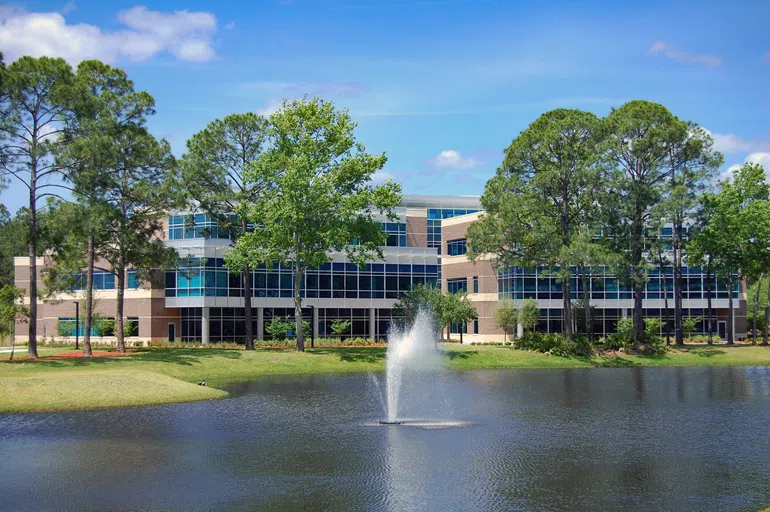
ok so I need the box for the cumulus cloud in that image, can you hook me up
[648,40,721,67]
[425,150,481,170]
[703,129,770,154]
[725,152,770,180]
[369,170,397,185]
[255,99,285,117]
[0,6,218,64]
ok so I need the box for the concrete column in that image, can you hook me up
[622,308,628,319]
[257,307,264,341]
[516,321,523,339]
[312,306,319,341]
[370,307,376,341]
[201,306,210,345]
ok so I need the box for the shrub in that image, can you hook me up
[682,316,701,339]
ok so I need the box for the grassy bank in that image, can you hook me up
[0,369,226,413]
[1,344,769,413]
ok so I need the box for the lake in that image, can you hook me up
[2,366,770,511]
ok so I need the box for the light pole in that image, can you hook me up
[309,305,315,348]
[73,301,79,350]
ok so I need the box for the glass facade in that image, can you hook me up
[166,259,439,300]
[446,238,467,256]
[427,208,479,253]
[180,307,398,343]
[498,266,739,301]
[383,222,408,247]
[168,213,232,240]
[127,270,139,289]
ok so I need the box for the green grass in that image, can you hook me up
[0,369,226,413]
[1,343,769,413]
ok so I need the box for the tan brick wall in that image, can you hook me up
[406,215,427,248]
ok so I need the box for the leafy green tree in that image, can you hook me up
[519,298,540,332]
[226,97,401,352]
[647,217,673,345]
[493,300,518,342]
[442,291,477,343]
[467,109,604,342]
[392,283,445,338]
[51,60,156,357]
[682,316,700,340]
[0,284,28,359]
[657,123,722,345]
[330,319,351,341]
[644,317,664,340]
[180,113,269,350]
[703,164,770,344]
[265,317,290,342]
[600,101,680,345]
[0,56,75,358]
[687,192,720,344]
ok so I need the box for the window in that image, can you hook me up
[473,276,479,294]
[127,270,139,289]
[473,318,478,334]
[126,317,139,337]
[446,238,467,256]
[69,270,115,291]
[382,222,407,247]
[447,278,467,294]
[168,214,231,240]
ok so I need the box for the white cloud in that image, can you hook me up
[703,128,770,154]
[724,153,770,180]
[370,170,396,185]
[648,40,721,67]
[255,99,285,117]
[0,6,218,64]
[426,150,481,170]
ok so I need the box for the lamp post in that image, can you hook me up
[73,301,79,350]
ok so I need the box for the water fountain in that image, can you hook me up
[377,310,444,425]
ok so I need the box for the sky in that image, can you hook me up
[0,0,768,215]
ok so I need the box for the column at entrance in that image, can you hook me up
[201,306,210,345]
[369,308,376,341]
[312,306,319,341]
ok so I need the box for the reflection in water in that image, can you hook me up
[1,367,769,511]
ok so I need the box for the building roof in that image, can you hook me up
[399,194,482,209]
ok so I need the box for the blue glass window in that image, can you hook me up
[446,238,467,256]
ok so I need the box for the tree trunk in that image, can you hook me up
[659,248,670,346]
[243,263,254,350]
[673,222,683,346]
[460,326,463,344]
[115,262,126,353]
[706,255,713,345]
[581,267,592,342]
[634,279,644,345]
[83,235,95,358]
[27,181,38,359]
[726,275,734,345]
[762,280,770,347]
[294,266,304,352]
[752,275,762,345]
[563,275,573,342]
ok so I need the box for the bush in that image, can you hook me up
[514,332,593,357]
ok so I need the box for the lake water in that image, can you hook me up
[2,367,770,511]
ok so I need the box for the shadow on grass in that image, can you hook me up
[307,347,386,364]
[2,347,243,369]
[442,350,478,360]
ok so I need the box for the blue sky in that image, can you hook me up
[1,0,768,214]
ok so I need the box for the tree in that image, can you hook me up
[0,284,28,359]
[226,97,401,352]
[647,217,673,345]
[493,300,518,342]
[392,283,445,338]
[467,109,604,342]
[601,101,680,345]
[180,113,269,350]
[442,291,477,343]
[265,317,290,343]
[658,123,722,345]
[706,164,770,344]
[682,316,700,340]
[330,319,351,341]
[519,298,540,332]
[0,56,75,358]
[688,192,720,344]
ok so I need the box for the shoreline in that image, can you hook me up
[1,344,769,414]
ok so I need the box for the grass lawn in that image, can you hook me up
[1,343,769,413]
[0,369,226,413]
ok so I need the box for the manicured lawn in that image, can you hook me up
[0,369,226,413]
[1,343,769,413]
